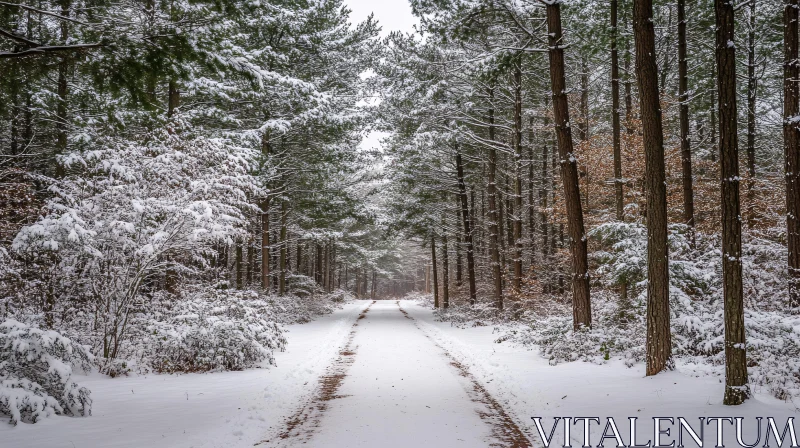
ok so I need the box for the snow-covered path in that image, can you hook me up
[272,300,531,447]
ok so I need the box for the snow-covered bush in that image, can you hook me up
[500,227,800,400]
[12,118,261,360]
[0,320,92,425]
[139,290,286,373]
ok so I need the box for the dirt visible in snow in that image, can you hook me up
[263,299,531,447]
[257,302,373,446]
[396,300,533,448]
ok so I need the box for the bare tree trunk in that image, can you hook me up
[540,104,551,259]
[261,130,271,291]
[431,236,439,308]
[168,81,180,118]
[487,87,504,309]
[545,2,591,329]
[678,0,695,240]
[717,0,749,405]
[236,243,244,290]
[512,62,524,292]
[786,0,800,308]
[55,0,70,178]
[442,224,450,309]
[579,56,589,142]
[528,117,537,267]
[278,201,287,296]
[247,238,254,286]
[634,0,672,376]
[623,12,635,135]
[611,0,624,221]
[456,152,478,304]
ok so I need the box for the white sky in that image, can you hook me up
[345,0,418,153]
[345,0,419,37]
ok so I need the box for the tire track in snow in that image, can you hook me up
[395,300,534,448]
[256,300,376,446]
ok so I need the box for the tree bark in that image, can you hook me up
[545,2,591,329]
[540,102,551,258]
[678,0,695,239]
[623,12,635,135]
[278,201,287,296]
[786,0,800,308]
[487,87,504,309]
[456,151,478,304]
[513,62,524,292]
[442,224,450,309]
[431,236,439,308]
[717,0,749,405]
[236,243,244,290]
[611,0,624,221]
[55,0,70,178]
[634,0,672,376]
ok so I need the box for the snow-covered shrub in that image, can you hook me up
[142,290,286,373]
[502,227,800,400]
[12,118,261,360]
[0,320,92,425]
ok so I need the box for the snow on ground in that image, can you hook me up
[400,300,799,447]
[3,299,799,448]
[278,301,504,447]
[0,301,370,448]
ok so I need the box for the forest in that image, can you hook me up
[0,0,799,444]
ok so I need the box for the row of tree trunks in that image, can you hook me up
[455,151,478,304]
[487,87,504,310]
[512,61,524,293]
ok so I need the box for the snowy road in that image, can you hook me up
[269,300,531,447]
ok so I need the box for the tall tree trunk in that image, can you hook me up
[717,0,749,405]
[247,238,254,285]
[236,243,244,290]
[634,0,672,376]
[746,0,758,226]
[539,9,585,312]
[528,117,537,267]
[786,0,800,308]
[623,12,635,135]
[431,236,439,308]
[455,229,463,287]
[678,0,695,239]
[260,129,271,291]
[540,103,551,258]
[659,6,673,95]
[512,62,524,292]
[168,81,180,117]
[611,0,624,221]
[487,87,504,309]
[55,0,70,178]
[710,70,718,162]
[456,151,478,304]
[442,224,450,309]
[278,201,287,296]
[579,56,589,142]
[545,2,591,328]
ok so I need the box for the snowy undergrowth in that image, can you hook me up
[0,320,92,425]
[427,223,800,401]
